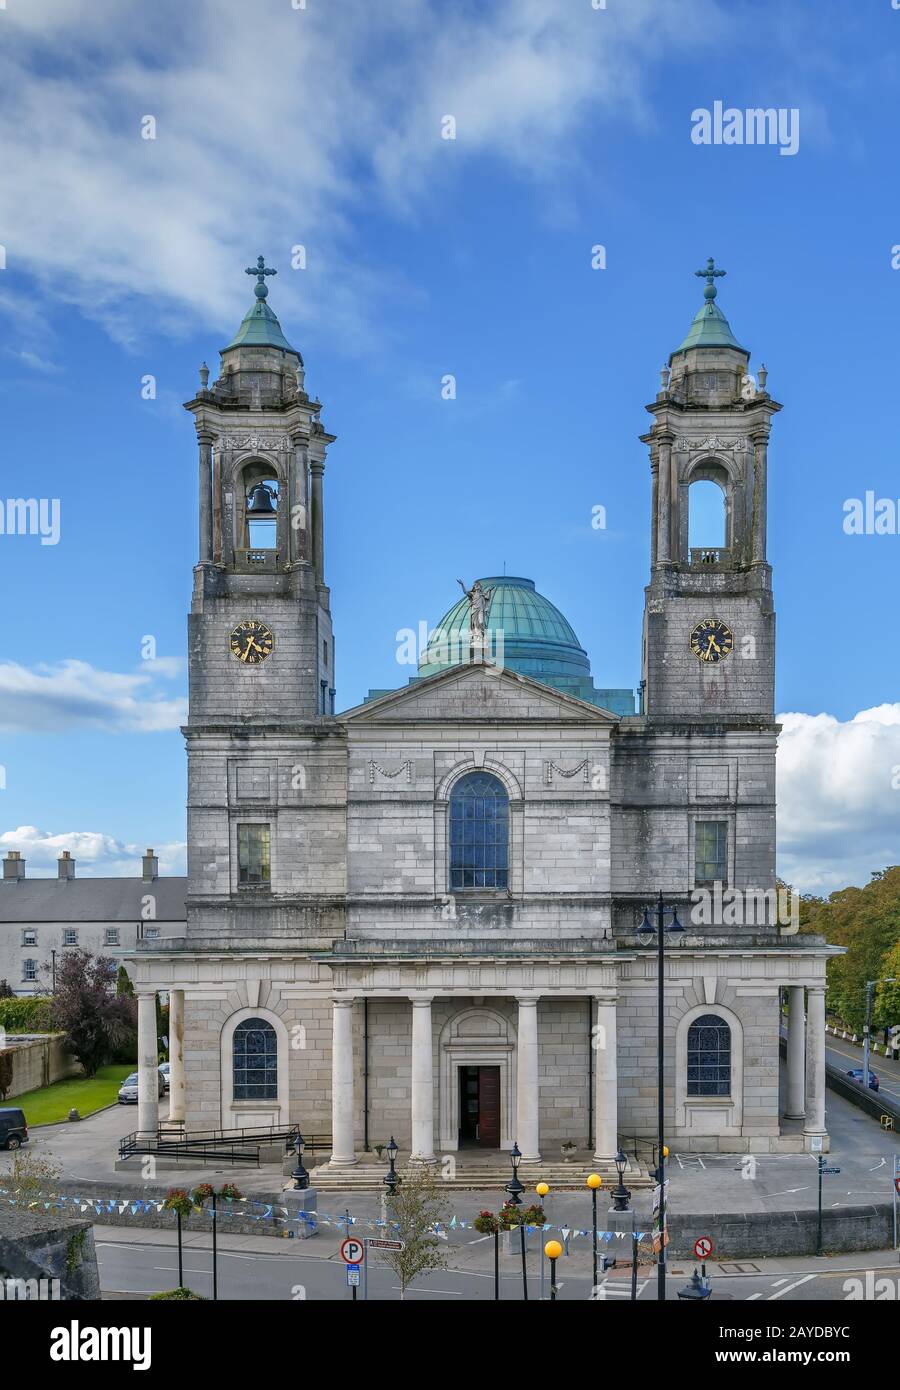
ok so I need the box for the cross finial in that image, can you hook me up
[695,256,726,302]
[245,254,277,300]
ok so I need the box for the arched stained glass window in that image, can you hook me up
[449,771,509,890]
[233,1017,278,1101]
[686,1013,731,1097]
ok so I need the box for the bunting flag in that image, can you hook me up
[0,1185,651,1244]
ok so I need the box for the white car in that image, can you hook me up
[158,1063,170,1092]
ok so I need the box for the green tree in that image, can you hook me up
[379,1166,450,1299]
[800,867,900,1031]
[48,949,137,1077]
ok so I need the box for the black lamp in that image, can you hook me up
[291,1131,309,1190]
[383,1135,401,1196]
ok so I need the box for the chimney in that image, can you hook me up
[58,850,75,880]
[3,850,25,881]
[142,848,159,882]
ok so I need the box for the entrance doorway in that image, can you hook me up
[458,1065,501,1147]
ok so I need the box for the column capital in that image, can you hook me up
[409,995,435,1007]
[309,459,325,476]
[332,996,356,1009]
[196,429,216,447]
[515,995,540,1006]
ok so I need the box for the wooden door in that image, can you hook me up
[477,1066,501,1147]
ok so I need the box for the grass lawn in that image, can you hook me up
[5,1064,135,1126]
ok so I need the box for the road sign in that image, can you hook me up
[894,1176,900,1196]
[693,1236,714,1259]
[366,1238,405,1251]
[347,1265,360,1287]
[340,1237,365,1264]
[651,1180,670,1216]
[821,1167,841,1175]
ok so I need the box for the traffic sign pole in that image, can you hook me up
[816,1155,823,1256]
[893,1157,900,1251]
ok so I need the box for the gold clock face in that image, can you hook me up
[230,618,274,665]
[690,618,734,664]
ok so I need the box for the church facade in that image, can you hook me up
[125,258,835,1167]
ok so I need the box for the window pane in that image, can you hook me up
[449,772,509,891]
[686,1013,731,1097]
[695,820,727,884]
[238,823,271,885]
[233,1017,278,1100]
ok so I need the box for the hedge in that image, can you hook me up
[0,996,54,1033]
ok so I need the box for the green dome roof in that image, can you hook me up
[415,576,635,715]
[223,295,299,354]
[672,299,747,356]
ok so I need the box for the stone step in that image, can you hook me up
[308,1163,653,1192]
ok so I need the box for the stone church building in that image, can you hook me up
[125,257,835,1169]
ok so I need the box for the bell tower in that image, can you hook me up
[184,256,336,722]
[641,260,781,720]
[182,258,345,939]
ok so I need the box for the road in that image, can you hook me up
[823,1032,900,1109]
[94,1225,900,1302]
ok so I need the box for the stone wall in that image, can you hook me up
[3,1034,81,1099]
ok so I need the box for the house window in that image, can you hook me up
[232,1017,278,1101]
[449,771,509,890]
[145,926,159,940]
[63,929,78,946]
[105,928,120,946]
[238,823,271,886]
[686,1013,731,1097]
[21,929,37,947]
[23,959,37,982]
[695,820,727,885]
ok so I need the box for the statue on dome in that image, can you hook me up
[457,578,496,646]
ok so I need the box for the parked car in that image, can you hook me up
[846,1068,880,1092]
[0,1108,28,1150]
[158,1063,170,1092]
[117,1071,165,1104]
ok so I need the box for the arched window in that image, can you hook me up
[232,1017,278,1100]
[449,771,509,890]
[686,1013,731,1097]
[688,478,726,549]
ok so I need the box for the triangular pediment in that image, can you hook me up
[339,662,621,724]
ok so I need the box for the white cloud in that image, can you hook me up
[0,825,185,878]
[777,703,900,894]
[0,0,723,350]
[0,658,187,733]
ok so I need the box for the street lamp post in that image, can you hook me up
[383,1135,401,1197]
[536,1182,550,1300]
[291,1131,309,1190]
[609,1148,639,1300]
[586,1173,602,1290]
[505,1141,528,1301]
[638,892,684,1304]
[544,1240,562,1300]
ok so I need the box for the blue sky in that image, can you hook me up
[2,0,899,891]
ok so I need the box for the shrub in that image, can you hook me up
[149,1287,207,1300]
[0,996,54,1034]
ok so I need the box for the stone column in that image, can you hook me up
[803,987,827,1136]
[656,432,673,565]
[751,431,769,565]
[197,431,214,565]
[410,998,436,1162]
[593,999,618,1161]
[649,448,659,568]
[137,990,159,1137]
[785,986,806,1119]
[289,432,308,564]
[168,989,186,1125]
[329,998,357,1166]
[516,997,541,1162]
[310,459,325,585]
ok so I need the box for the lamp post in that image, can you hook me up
[638,892,684,1303]
[536,1182,550,1300]
[864,978,897,1090]
[586,1173,602,1290]
[505,1141,528,1301]
[544,1240,563,1300]
[291,1131,309,1190]
[608,1148,639,1301]
[383,1135,401,1197]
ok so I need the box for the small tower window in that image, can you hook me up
[238,823,271,886]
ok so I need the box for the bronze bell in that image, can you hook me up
[247,482,276,515]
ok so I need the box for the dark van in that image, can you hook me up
[0,1108,28,1150]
